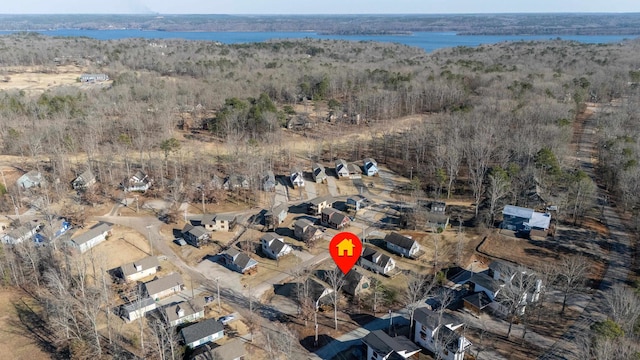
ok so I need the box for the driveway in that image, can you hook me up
[305,181,318,200]
[326,177,339,196]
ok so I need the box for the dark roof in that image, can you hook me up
[223,248,257,271]
[363,158,377,166]
[313,163,326,177]
[335,159,348,170]
[144,273,184,296]
[262,233,287,254]
[413,307,458,329]
[322,207,349,224]
[488,260,514,274]
[181,318,224,344]
[347,194,367,203]
[309,195,331,205]
[183,224,208,238]
[463,292,493,310]
[384,232,416,250]
[120,256,160,276]
[295,218,314,229]
[343,269,368,295]
[361,247,393,268]
[470,273,502,293]
[361,330,420,357]
[425,213,450,225]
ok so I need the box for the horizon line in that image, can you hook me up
[2,12,640,16]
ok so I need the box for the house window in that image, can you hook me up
[420,332,427,340]
[421,325,427,331]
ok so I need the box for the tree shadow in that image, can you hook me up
[301,334,335,351]
[9,299,68,359]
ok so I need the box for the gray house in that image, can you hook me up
[163,299,205,327]
[359,247,396,275]
[260,233,293,260]
[72,169,96,190]
[265,203,288,229]
[16,170,44,190]
[223,174,249,191]
[180,318,225,349]
[144,272,184,300]
[221,248,258,274]
[346,194,369,211]
[384,232,420,258]
[120,256,160,282]
[262,170,277,192]
[308,195,334,215]
[312,163,327,183]
[1,223,39,245]
[362,330,421,360]
[294,218,323,243]
[69,222,113,253]
[120,297,156,322]
[182,224,210,248]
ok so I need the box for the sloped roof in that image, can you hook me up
[295,218,314,229]
[144,273,183,297]
[343,269,368,295]
[362,330,420,357]
[313,163,326,177]
[164,299,204,324]
[266,203,289,217]
[181,318,224,344]
[261,233,287,254]
[363,158,377,166]
[200,338,246,360]
[470,272,502,293]
[309,195,331,205]
[384,232,416,250]
[503,205,534,219]
[120,256,160,277]
[183,224,208,238]
[413,307,458,330]
[71,222,113,246]
[361,247,393,268]
[122,297,155,313]
[463,292,493,310]
[347,163,362,174]
[527,211,551,230]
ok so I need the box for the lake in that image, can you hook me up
[0,29,636,52]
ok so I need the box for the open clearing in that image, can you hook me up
[0,65,112,93]
[0,289,51,360]
[87,224,151,270]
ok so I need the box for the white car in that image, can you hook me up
[218,315,235,325]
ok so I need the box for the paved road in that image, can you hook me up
[326,177,339,197]
[537,105,631,360]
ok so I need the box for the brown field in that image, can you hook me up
[0,65,112,93]
[87,224,152,270]
[0,288,51,360]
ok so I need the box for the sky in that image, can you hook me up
[1,0,639,14]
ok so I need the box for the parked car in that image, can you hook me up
[218,315,235,325]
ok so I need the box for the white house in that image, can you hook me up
[362,330,421,360]
[384,232,420,258]
[363,158,379,176]
[312,163,327,183]
[359,247,396,275]
[290,168,305,188]
[413,307,472,360]
[260,233,292,259]
[144,273,184,300]
[163,299,205,327]
[201,214,236,232]
[119,256,160,282]
[180,318,225,349]
[1,223,39,245]
[123,170,151,192]
[121,297,156,322]
[69,222,113,253]
[72,169,96,190]
[335,159,349,178]
[308,195,334,215]
[16,170,44,190]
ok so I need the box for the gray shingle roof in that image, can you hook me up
[471,272,502,293]
[342,269,367,295]
[164,299,204,324]
[362,330,420,357]
[384,232,416,251]
[122,297,155,313]
[71,222,113,246]
[120,256,160,277]
[181,318,224,345]
[361,247,393,268]
[413,307,457,330]
[144,273,183,297]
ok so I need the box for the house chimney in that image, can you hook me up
[135,264,142,271]
[177,305,184,317]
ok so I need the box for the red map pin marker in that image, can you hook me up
[330,231,363,274]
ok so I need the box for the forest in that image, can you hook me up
[0,32,639,359]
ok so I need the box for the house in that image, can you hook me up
[321,208,350,229]
[487,260,543,303]
[223,174,250,191]
[210,174,224,190]
[462,292,493,315]
[205,338,246,360]
[260,233,292,259]
[347,163,362,178]
[72,169,96,190]
[413,307,472,360]
[469,272,503,301]
[119,256,160,282]
[299,278,334,310]
[425,213,450,232]
[265,203,288,229]
[419,201,446,214]
[342,268,370,296]
[69,222,113,253]
[361,330,421,360]
[164,299,205,327]
[359,247,396,275]
[384,232,420,258]
[144,273,184,300]
[290,168,305,188]
[120,297,156,322]
[180,318,225,349]
[123,170,151,192]
[200,214,236,232]
[312,163,327,183]
[1,223,39,245]
[16,170,44,190]
[335,159,349,178]
[336,238,356,257]
[182,223,210,248]
[262,170,277,192]
[307,195,334,215]
[293,219,323,243]
[38,218,72,242]
[501,205,551,237]
[363,158,379,176]
[221,248,258,274]
[80,73,109,82]
[346,194,369,211]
